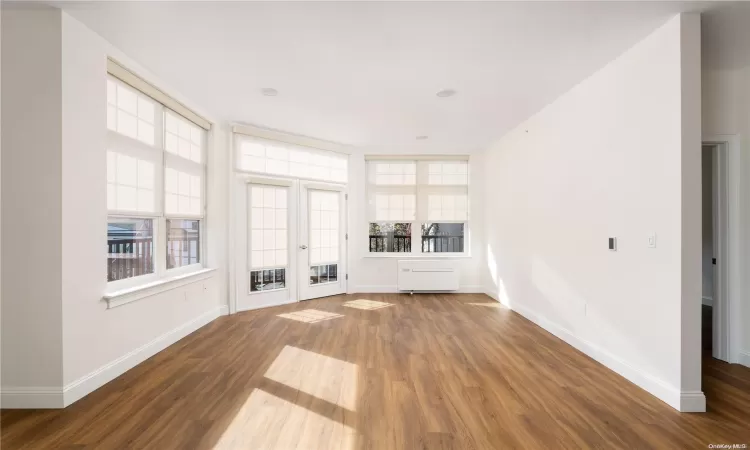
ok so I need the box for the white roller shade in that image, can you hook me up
[107,58,211,130]
[236,134,348,183]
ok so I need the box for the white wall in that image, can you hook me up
[348,147,485,293]
[701,4,750,367]
[1,9,230,408]
[1,9,65,394]
[59,13,229,401]
[481,14,702,411]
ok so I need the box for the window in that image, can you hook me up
[236,135,348,184]
[249,185,288,292]
[106,74,208,286]
[107,218,154,281]
[167,219,200,269]
[366,158,468,255]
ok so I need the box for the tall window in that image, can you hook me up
[107,75,207,285]
[366,158,468,254]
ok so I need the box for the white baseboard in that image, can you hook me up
[680,391,707,412]
[62,306,224,407]
[702,296,713,307]
[483,287,499,301]
[352,285,485,294]
[1,306,224,409]
[0,387,65,409]
[738,351,750,369]
[510,303,704,412]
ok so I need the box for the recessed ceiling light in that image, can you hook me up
[436,89,456,98]
[261,88,278,97]
[416,135,429,140]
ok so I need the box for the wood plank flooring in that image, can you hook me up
[2,294,749,449]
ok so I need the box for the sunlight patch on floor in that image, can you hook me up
[265,345,358,412]
[468,302,506,308]
[342,299,393,310]
[277,309,344,323]
[213,388,356,450]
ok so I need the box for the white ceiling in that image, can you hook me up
[58,1,717,152]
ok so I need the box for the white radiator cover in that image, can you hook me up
[397,260,460,292]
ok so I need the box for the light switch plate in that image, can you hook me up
[648,233,657,248]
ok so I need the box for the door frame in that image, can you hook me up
[702,134,742,365]
[297,181,348,300]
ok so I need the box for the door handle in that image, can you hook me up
[300,245,308,250]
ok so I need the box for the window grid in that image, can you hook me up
[165,111,203,163]
[237,137,348,183]
[309,191,339,265]
[250,186,288,270]
[428,162,468,185]
[374,194,415,221]
[366,159,469,254]
[106,75,207,285]
[373,162,416,185]
[107,77,157,146]
[165,168,201,216]
[427,194,468,221]
[107,151,156,213]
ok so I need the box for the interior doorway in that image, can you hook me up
[701,145,717,358]
[701,135,741,366]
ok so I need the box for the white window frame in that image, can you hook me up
[365,156,470,258]
[105,71,210,293]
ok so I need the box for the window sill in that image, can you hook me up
[362,253,472,259]
[103,268,216,309]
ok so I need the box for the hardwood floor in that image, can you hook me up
[2,294,749,449]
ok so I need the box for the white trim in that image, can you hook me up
[108,58,211,130]
[738,351,750,369]
[245,175,294,187]
[701,296,713,307]
[365,154,470,161]
[236,298,298,313]
[62,306,224,407]
[679,392,707,413]
[351,285,484,294]
[483,288,500,302]
[1,305,227,409]
[0,387,65,409]
[363,253,472,259]
[104,268,216,309]
[232,123,351,155]
[509,302,704,412]
[702,134,742,364]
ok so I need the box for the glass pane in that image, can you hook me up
[309,266,319,285]
[421,223,465,253]
[368,223,411,253]
[328,264,338,282]
[250,270,262,292]
[319,265,329,284]
[263,270,273,289]
[309,190,339,264]
[107,218,154,281]
[274,269,286,289]
[166,219,200,269]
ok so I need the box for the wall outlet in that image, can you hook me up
[647,233,657,248]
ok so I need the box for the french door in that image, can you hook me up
[234,177,346,312]
[298,182,347,300]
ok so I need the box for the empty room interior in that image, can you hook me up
[2,0,750,448]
